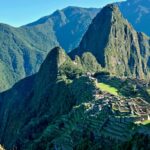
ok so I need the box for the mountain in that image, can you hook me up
[0,23,58,92]
[70,4,150,80]
[0,7,99,92]
[25,6,100,52]
[118,0,150,36]
[0,3,150,150]
[1,0,150,92]
[0,46,149,150]
[0,47,101,149]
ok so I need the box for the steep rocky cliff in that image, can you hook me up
[70,4,150,80]
[0,47,101,149]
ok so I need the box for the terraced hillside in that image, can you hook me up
[0,47,149,150]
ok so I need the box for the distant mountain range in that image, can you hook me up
[0,7,99,91]
[118,0,150,36]
[0,5,150,149]
[0,0,150,92]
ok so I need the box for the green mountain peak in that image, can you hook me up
[70,4,150,80]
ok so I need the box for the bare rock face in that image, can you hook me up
[70,4,150,80]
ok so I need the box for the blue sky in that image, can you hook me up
[0,0,124,27]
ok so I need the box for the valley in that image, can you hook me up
[1,0,150,92]
[0,45,149,149]
[0,1,150,150]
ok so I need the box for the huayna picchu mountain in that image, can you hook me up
[70,4,150,80]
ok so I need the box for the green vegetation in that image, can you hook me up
[141,120,150,125]
[0,46,149,149]
[71,77,96,104]
[94,71,110,77]
[81,52,101,73]
[147,88,150,96]
[96,75,150,101]
[0,4,150,150]
[70,4,150,80]
[60,61,83,79]
[96,82,119,96]
[0,47,99,149]
[0,8,99,92]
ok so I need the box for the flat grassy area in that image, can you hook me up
[147,88,150,96]
[141,120,150,125]
[96,82,119,96]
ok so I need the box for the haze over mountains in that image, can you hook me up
[119,0,150,36]
[0,0,150,92]
[0,4,150,149]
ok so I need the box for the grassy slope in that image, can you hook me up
[96,82,119,96]
[141,120,150,125]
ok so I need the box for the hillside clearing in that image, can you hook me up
[96,82,119,96]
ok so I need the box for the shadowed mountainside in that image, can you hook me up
[0,47,102,149]
[1,0,150,92]
[0,7,99,92]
